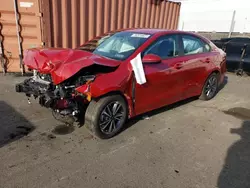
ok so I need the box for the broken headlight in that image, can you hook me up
[76,75,96,86]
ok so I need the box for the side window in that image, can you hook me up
[182,35,210,55]
[143,35,179,59]
[204,44,211,52]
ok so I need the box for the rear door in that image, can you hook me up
[134,34,185,115]
[178,34,214,99]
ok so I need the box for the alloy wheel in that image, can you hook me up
[99,101,125,134]
[205,76,217,98]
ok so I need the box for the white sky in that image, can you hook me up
[176,0,250,32]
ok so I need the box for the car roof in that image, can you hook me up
[79,28,211,51]
[124,28,169,34]
[122,28,192,35]
[121,28,210,42]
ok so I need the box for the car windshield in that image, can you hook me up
[93,32,152,61]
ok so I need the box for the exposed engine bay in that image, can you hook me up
[15,64,117,125]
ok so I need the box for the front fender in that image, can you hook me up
[90,63,132,98]
[76,63,135,117]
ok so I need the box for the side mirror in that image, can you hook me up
[142,54,161,64]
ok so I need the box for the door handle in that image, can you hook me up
[175,63,183,69]
[202,58,210,63]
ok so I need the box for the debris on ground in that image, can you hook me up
[175,170,180,174]
[142,115,151,120]
[47,134,56,140]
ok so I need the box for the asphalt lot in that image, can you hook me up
[1,73,250,188]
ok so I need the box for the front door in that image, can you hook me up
[134,34,184,115]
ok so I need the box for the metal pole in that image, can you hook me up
[0,23,6,74]
[182,21,184,30]
[228,10,236,38]
[0,38,6,75]
[236,44,247,76]
[13,0,24,75]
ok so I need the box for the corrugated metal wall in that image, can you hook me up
[0,0,181,73]
[47,0,181,49]
[0,0,43,72]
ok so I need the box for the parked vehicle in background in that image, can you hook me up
[15,29,226,139]
[212,37,250,75]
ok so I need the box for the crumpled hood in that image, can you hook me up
[23,48,120,85]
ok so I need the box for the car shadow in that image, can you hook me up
[218,75,228,92]
[122,96,198,133]
[217,120,250,188]
[0,101,35,148]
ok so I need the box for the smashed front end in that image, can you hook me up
[16,70,95,124]
[15,48,119,125]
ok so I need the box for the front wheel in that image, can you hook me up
[199,73,219,101]
[85,95,128,139]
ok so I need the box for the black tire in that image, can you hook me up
[199,73,219,101]
[85,95,128,139]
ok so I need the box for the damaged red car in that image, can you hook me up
[16,29,226,139]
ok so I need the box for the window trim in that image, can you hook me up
[180,34,212,57]
[142,33,213,61]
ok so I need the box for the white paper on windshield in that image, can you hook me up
[131,33,150,38]
[130,53,146,85]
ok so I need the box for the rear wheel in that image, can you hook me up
[199,73,219,100]
[85,95,127,139]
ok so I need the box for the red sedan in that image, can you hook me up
[16,29,226,139]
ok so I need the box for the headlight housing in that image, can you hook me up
[77,75,96,86]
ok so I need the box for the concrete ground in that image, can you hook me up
[0,73,250,188]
